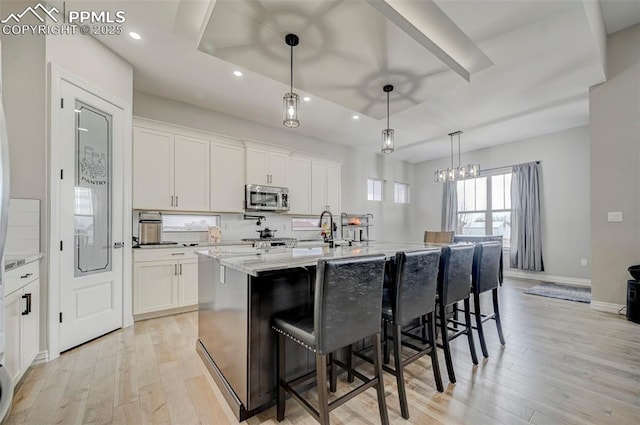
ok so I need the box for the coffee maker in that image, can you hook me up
[138,212,163,245]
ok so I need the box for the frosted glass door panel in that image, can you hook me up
[74,100,112,277]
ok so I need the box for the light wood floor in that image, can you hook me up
[6,278,640,425]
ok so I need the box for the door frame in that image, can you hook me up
[48,64,133,360]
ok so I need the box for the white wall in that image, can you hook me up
[589,23,640,307]
[412,126,591,281]
[133,91,416,241]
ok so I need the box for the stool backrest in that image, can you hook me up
[424,231,454,244]
[392,249,441,325]
[472,241,502,294]
[315,254,386,354]
[437,245,474,306]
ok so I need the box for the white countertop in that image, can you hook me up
[196,241,446,277]
[133,240,254,249]
[5,253,43,272]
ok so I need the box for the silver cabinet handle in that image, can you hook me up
[179,264,183,275]
[174,264,178,276]
[171,195,174,207]
[20,273,33,279]
[176,196,179,207]
[171,252,185,256]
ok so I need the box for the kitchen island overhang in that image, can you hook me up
[195,242,442,421]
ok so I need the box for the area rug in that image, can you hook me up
[524,282,591,303]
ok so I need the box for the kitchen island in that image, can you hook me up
[195,241,438,420]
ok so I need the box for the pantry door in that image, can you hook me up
[58,79,124,352]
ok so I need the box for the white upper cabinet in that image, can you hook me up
[245,146,289,186]
[311,160,341,215]
[287,157,312,215]
[174,135,210,211]
[211,142,245,212]
[326,163,342,213]
[133,128,174,210]
[133,127,210,211]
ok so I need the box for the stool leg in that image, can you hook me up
[329,353,337,393]
[493,288,506,345]
[439,304,456,383]
[421,314,427,342]
[383,321,390,365]
[427,312,444,392]
[452,302,459,329]
[474,292,489,358]
[372,333,390,425]
[464,298,478,365]
[346,344,355,383]
[316,354,330,425]
[392,324,409,419]
[277,333,286,421]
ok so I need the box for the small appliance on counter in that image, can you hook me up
[137,212,177,246]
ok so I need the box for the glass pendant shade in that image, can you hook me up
[283,92,300,128]
[434,130,481,183]
[381,128,394,153]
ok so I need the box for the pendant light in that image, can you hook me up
[434,131,480,182]
[381,84,394,154]
[283,33,300,128]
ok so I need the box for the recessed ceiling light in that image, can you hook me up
[233,70,243,77]
[352,115,360,120]
[129,32,141,40]
[303,96,311,102]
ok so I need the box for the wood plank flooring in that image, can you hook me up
[6,278,640,425]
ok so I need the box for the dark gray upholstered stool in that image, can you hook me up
[470,241,506,358]
[271,255,389,425]
[381,249,444,419]
[436,245,478,383]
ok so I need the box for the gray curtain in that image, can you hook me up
[510,162,544,271]
[441,181,457,232]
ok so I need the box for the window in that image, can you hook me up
[394,183,410,204]
[367,178,383,201]
[457,173,511,245]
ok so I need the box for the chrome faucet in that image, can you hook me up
[318,210,334,246]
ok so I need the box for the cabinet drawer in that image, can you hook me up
[133,248,198,263]
[5,261,39,296]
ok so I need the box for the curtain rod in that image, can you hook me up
[480,160,540,175]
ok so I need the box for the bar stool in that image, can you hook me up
[436,245,478,383]
[471,241,506,358]
[272,255,389,425]
[381,249,443,419]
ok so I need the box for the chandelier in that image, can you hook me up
[434,131,480,182]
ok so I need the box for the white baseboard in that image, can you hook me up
[504,270,591,287]
[590,301,625,315]
[33,350,49,365]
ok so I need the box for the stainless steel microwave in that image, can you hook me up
[245,185,289,212]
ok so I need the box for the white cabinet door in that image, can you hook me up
[133,260,179,315]
[246,149,269,185]
[326,164,341,214]
[287,158,311,214]
[174,136,210,211]
[211,143,245,212]
[133,128,174,209]
[4,290,21,384]
[20,279,39,370]
[311,162,328,214]
[178,259,198,307]
[269,152,289,187]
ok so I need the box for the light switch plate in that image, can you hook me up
[607,211,623,222]
[220,265,225,283]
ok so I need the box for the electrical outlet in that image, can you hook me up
[581,259,588,266]
[607,211,623,222]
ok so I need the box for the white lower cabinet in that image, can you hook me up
[133,249,199,317]
[4,263,40,385]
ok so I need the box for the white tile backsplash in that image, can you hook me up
[6,199,40,255]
